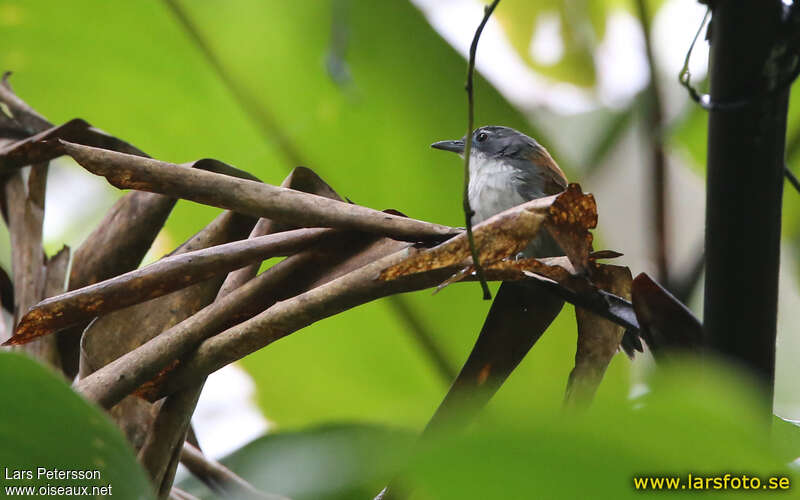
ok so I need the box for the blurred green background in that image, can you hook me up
[1,0,799,498]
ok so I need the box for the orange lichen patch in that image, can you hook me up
[6,296,94,346]
[477,363,492,385]
[133,359,181,401]
[6,291,107,346]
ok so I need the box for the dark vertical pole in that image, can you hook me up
[704,0,789,406]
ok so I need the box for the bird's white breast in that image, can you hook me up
[465,152,562,258]
[468,153,528,224]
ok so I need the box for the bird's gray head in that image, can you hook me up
[430,125,568,257]
[430,125,543,161]
[430,124,568,209]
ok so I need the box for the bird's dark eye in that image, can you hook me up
[476,132,488,142]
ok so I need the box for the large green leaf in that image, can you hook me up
[0,352,153,499]
[409,358,795,499]
[176,423,413,500]
[176,358,795,500]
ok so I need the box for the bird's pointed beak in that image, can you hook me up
[431,139,465,154]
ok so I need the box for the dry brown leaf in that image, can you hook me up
[631,272,703,356]
[544,183,597,274]
[565,264,633,409]
[421,281,564,434]
[380,184,596,282]
[7,226,326,346]
[0,119,90,171]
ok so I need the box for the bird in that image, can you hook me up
[431,125,567,257]
[432,125,644,357]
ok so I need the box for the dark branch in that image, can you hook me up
[10,227,330,345]
[635,0,670,285]
[784,163,800,194]
[57,141,460,243]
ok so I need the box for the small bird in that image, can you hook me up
[432,125,567,257]
[432,126,643,356]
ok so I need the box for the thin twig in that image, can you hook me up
[139,385,201,493]
[634,0,670,286]
[786,125,800,162]
[679,7,800,112]
[785,164,800,194]
[678,8,712,108]
[678,8,753,111]
[680,10,800,197]
[463,0,501,301]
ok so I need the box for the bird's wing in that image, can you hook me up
[529,147,568,195]
[509,148,568,200]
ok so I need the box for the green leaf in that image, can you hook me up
[176,358,794,500]
[771,415,800,464]
[408,357,794,499]
[669,102,708,175]
[0,352,153,499]
[176,423,413,500]
[783,86,800,248]
[493,0,597,87]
